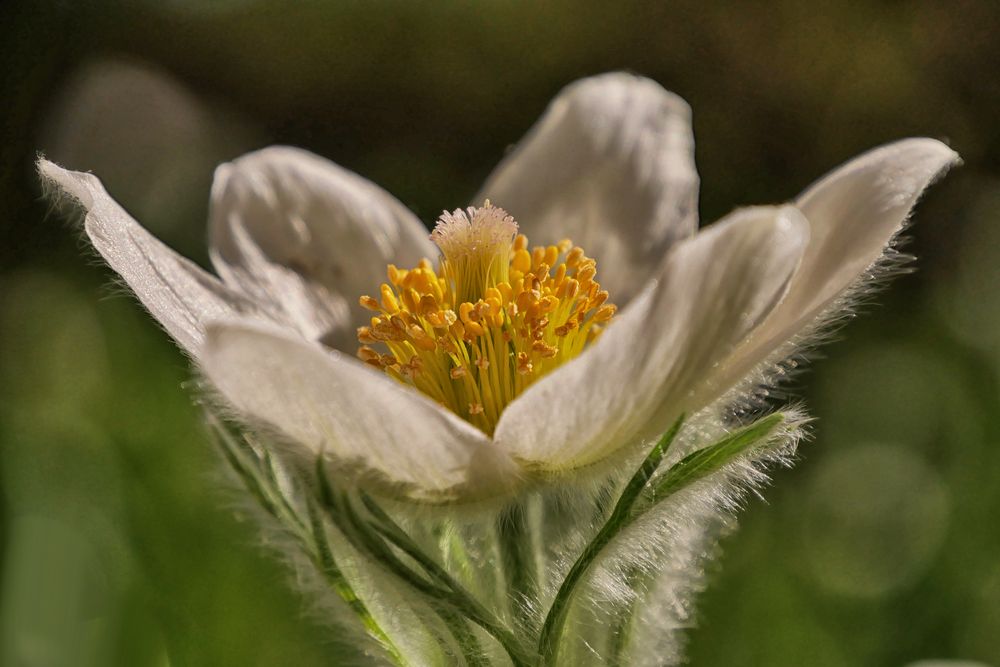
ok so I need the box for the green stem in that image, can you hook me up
[360,494,535,667]
[212,420,304,534]
[606,566,643,666]
[440,527,480,598]
[497,502,534,619]
[319,479,491,665]
[335,493,450,599]
[304,497,409,666]
[434,603,488,667]
[209,420,406,664]
[536,415,685,665]
[536,412,787,665]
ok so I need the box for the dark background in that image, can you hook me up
[2,1,998,665]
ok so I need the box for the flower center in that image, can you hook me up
[356,202,616,435]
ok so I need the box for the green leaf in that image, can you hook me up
[648,412,786,505]
[360,493,534,667]
[536,412,788,666]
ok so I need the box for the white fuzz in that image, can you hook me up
[429,202,519,306]
[208,397,807,666]
[430,203,518,260]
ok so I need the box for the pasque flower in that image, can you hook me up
[39,73,958,505]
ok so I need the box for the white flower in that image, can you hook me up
[39,72,958,504]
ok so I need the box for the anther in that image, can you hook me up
[380,284,400,313]
[512,248,531,274]
[531,247,545,267]
[419,294,438,315]
[594,304,617,322]
[577,264,597,282]
[516,352,533,375]
[566,247,585,268]
[543,245,558,267]
[532,341,558,358]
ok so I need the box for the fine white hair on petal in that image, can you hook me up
[199,318,521,502]
[477,72,699,304]
[494,205,809,472]
[208,146,437,351]
[713,137,960,392]
[37,158,265,358]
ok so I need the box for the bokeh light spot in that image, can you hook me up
[800,444,949,599]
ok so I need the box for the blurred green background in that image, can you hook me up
[2,1,998,665]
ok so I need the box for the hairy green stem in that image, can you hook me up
[497,501,535,622]
[334,493,485,664]
[212,421,303,533]
[360,494,535,667]
[304,497,409,666]
[315,463,492,665]
[435,604,489,667]
[606,566,643,666]
[210,420,406,664]
[537,413,787,664]
[536,415,685,665]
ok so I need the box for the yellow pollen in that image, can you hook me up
[356,202,617,435]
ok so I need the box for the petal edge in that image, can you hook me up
[200,320,519,502]
[721,138,960,383]
[39,158,260,357]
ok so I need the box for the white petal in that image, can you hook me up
[38,159,260,357]
[494,206,808,470]
[200,320,519,502]
[722,138,959,378]
[477,73,699,303]
[209,146,437,350]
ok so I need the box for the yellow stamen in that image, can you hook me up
[356,202,616,435]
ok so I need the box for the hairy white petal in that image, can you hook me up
[794,138,958,312]
[718,138,959,383]
[477,73,699,303]
[494,206,808,470]
[38,159,261,357]
[200,320,519,502]
[209,146,437,350]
